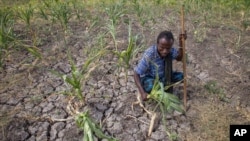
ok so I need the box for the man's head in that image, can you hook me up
[156,31,174,58]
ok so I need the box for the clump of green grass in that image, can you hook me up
[76,111,118,141]
[17,4,34,28]
[204,80,229,102]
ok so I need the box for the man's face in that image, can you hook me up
[157,38,173,58]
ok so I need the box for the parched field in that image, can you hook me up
[0,0,250,141]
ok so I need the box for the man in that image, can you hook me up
[134,30,187,101]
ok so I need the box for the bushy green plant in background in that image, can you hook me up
[17,4,34,28]
[38,0,75,32]
[103,0,126,26]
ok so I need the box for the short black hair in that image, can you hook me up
[157,30,174,44]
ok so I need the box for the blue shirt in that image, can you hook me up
[134,45,179,79]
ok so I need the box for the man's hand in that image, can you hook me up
[179,30,187,47]
[141,92,148,101]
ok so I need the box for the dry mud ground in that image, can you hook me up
[0,11,250,141]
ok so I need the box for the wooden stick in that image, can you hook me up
[181,5,187,110]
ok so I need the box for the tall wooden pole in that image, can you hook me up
[181,5,187,110]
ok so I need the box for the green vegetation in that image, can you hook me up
[113,22,141,81]
[204,80,229,102]
[76,111,118,141]
[51,49,104,100]
[0,0,249,140]
[0,8,15,67]
[17,4,34,28]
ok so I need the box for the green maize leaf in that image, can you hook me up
[83,130,88,141]
[169,102,184,113]
[75,88,82,99]
[65,76,77,87]
[83,125,90,141]
[120,50,127,57]
[72,70,80,80]
[165,93,181,104]
[85,116,118,141]
[85,122,94,141]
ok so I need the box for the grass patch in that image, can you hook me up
[186,100,249,141]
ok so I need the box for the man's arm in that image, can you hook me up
[176,31,187,61]
[176,48,183,61]
[134,70,148,101]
